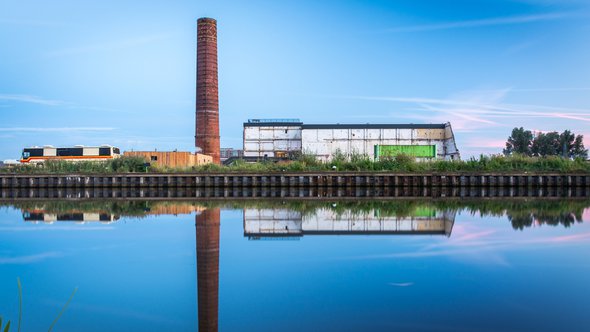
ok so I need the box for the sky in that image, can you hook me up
[1,0,589,160]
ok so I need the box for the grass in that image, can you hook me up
[1,154,589,174]
[1,278,77,332]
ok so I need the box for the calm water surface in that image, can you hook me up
[0,198,589,331]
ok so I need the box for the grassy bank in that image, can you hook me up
[2,154,590,174]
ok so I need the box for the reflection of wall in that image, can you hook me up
[146,204,206,216]
[244,208,455,237]
[196,208,220,332]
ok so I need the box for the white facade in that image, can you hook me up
[243,120,460,161]
[243,123,302,158]
[244,208,456,237]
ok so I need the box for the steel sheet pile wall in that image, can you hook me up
[196,18,220,164]
[1,173,589,191]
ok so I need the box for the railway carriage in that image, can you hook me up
[20,145,121,163]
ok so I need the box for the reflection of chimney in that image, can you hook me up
[196,17,221,164]
[196,208,220,332]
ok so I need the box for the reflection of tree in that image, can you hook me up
[3,198,589,230]
[453,200,588,229]
[508,211,583,230]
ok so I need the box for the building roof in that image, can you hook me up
[244,121,303,127]
[243,119,448,129]
[301,124,447,129]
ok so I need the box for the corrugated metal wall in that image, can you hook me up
[243,125,302,158]
[123,151,212,167]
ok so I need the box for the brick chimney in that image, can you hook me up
[196,17,220,164]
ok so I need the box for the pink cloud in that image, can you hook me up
[549,232,590,243]
[464,139,506,149]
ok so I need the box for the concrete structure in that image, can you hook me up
[124,151,212,168]
[196,17,221,164]
[219,148,243,162]
[244,208,455,237]
[243,120,460,161]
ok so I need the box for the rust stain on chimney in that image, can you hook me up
[196,17,220,164]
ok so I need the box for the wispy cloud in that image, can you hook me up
[0,251,62,264]
[46,33,171,57]
[464,139,507,149]
[0,127,116,132]
[385,12,574,33]
[329,89,590,131]
[475,87,590,93]
[0,94,67,106]
[388,282,414,287]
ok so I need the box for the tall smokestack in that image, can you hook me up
[196,17,221,164]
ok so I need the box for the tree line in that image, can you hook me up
[503,127,588,159]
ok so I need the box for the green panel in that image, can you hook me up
[374,145,436,160]
[413,207,436,218]
[374,207,435,218]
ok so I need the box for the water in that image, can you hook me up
[1,197,589,331]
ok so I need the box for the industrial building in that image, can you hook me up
[219,148,243,162]
[243,119,460,161]
[124,151,212,168]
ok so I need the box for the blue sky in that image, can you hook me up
[1,0,589,160]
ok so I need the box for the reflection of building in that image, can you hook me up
[243,119,460,161]
[146,204,206,216]
[196,209,220,332]
[23,211,119,223]
[244,208,455,238]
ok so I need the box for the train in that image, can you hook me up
[20,145,121,163]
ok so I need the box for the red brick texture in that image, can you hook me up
[196,17,221,164]
[196,208,220,332]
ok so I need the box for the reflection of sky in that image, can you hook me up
[1,205,590,331]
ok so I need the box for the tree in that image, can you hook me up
[503,127,533,156]
[559,130,576,158]
[531,131,560,157]
[572,135,588,159]
[504,128,587,159]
